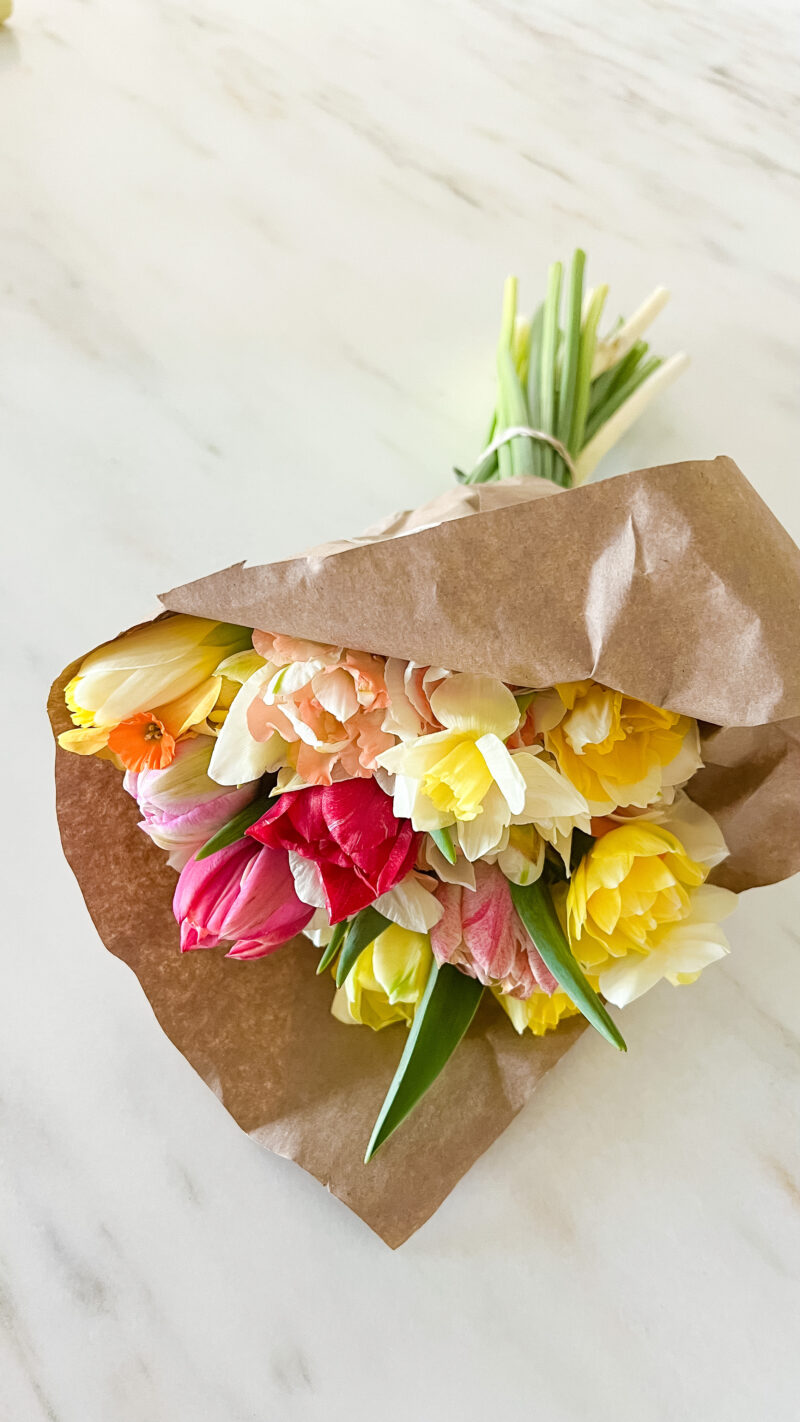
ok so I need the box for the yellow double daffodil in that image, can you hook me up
[566,819,735,1007]
[494,985,582,1037]
[545,680,701,811]
[378,672,590,867]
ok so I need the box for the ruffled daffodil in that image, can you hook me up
[494,984,583,1036]
[545,680,701,812]
[567,817,735,1007]
[331,925,433,1030]
[378,674,590,865]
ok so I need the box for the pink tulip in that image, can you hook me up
[430,862,557,999]
[173,837,314,959]
[125,736,259,870]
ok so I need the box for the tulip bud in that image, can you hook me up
[124,736,259,870]
[332,924,432,1030]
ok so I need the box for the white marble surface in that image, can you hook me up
[3,0,800,1417]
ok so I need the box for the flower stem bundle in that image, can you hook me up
[459,249,688,488]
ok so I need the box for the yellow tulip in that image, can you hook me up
[67,616,251,726]
[59,616,252,763]
[331,925,433,1030]
[545,680,701,811]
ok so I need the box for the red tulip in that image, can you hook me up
[247,779,421,924]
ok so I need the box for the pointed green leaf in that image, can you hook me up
[365,963,484,1161]
[316,919,347,976]
[194,796,272,860]
[510,880,626,1052]
[430,826,457,865]
[335,907,392,988]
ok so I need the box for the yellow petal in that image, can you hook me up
[421,741,493,820]
[158,676,222,738]
[429,673,520,739]
[58,726,111,755]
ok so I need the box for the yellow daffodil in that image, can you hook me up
[544,680,701,811]
[331,924,433,1030]
[59,616,252,766]
[493,984,583,1036]
[567,817,735,1007]
[378,674,590,865]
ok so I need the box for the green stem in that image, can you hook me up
[569,282,608,455]
[555,249,585,477]
[538,262,563,483]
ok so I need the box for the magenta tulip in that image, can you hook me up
[173,836,314,959]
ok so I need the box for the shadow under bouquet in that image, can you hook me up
[50,253,800,1245]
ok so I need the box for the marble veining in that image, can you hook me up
[2,0,799,1418]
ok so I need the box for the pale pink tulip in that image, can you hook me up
[124,736,258,870]
[430,861,556,998]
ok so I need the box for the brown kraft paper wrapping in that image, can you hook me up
[49,457,800,1245]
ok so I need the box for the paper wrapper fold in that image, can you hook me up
[50,457,800,1244]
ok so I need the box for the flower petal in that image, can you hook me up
[511,751,589,823]
[476,734,526,814]
[208,664,283,785]
[429,673,520,739]
[456,783,510,861]
[312,667,360,722]
[373,875,443,931]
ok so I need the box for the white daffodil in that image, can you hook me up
[377,673,590,864]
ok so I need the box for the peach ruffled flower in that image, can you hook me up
[247,633,396,787]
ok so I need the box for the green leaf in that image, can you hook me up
[194,796,272,860]
[316,919,347,975]
[583,355,662,443]
[510,880,626,1052]
[430,825,457,864]
[335,907,392,988]
[365,963,484,1162]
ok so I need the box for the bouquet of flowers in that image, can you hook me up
[51,252,800,1244]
